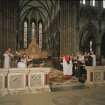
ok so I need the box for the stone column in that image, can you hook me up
[28,18,31,46]
[95,41,101,65]
[96,43,101,56]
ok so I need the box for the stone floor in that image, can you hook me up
[0,68,104,105]
[0,85,105,105]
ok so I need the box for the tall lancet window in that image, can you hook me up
[32,22,35,39]
[90,0,95,6]
[103,0,105,8]
[39,22,43,49]
[80,0,86,4]
[24,21,28,48]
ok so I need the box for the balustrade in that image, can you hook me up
[0,67,51,96]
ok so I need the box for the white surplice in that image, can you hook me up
[63,57,73,75]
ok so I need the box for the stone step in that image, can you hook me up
[50,80,87,92]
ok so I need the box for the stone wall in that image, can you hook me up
[0,0,18,49]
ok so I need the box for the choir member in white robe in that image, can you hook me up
[17,60,26,68]
[3,51,10,68]
[90,52,96,66]
[3,48,13,68]
[17,56,27,68]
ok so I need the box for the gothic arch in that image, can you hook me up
[79,22,97,53]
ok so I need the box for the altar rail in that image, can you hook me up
[0,67,51,96]
[85,66,105,86]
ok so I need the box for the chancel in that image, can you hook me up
[0,1,105,103]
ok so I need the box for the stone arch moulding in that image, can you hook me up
[79,22,97,53]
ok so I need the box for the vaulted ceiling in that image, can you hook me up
[19,0,60,28]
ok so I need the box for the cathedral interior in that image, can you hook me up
[0,0,105,59]
[1,1,105,103]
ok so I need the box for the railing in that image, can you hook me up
[85,66,105,86]
[0,67,51,96]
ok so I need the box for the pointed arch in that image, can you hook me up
[79,22,97,52]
